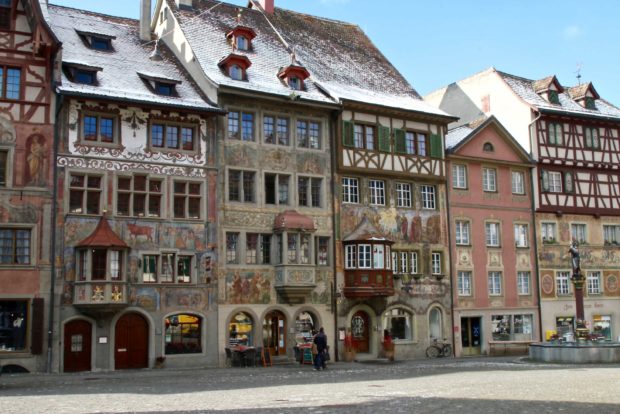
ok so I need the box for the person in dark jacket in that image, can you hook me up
[313,327,327,370]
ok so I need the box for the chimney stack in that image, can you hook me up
[249,0,274,14]
[139,0,152,41]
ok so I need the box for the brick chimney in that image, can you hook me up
[139,0,151,41]
[249,0,274,14]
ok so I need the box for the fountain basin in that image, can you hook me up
[529,342,620,363]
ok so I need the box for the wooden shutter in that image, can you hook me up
[430,133,443,158]
[378,125,391,152]
[394,128,406,154]
[342,120,354,147]
[541,170,549,192]
[31,298,44,355]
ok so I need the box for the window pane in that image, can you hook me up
[152,124,164,147]
[6,68,21,100]
[181,127,194,150]
[83,116,98,140]
[241,113,254,141]
[166,126,179,149]
[165,314,202,354]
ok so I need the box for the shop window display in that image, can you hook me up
[383,308,413,341]
[492,314,533,341]
[229,312,253,346]
[0,300,27,351]
[164,314,201,354]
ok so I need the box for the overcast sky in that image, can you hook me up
[49,0,620,105]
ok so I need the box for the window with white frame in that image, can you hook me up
[358,244,371,268]
[142,253,191,283]
[383,308,413,341]
[571,223,587,244]
[485,222,500,246]
[395,182,412,208]
[488,271,502,295]
[228,170,255,203]
[298,176,322,208]
[264,173,290,205]
[372,244,385,269]
[69,173,102,215]
[345,245,356,269]
[556,271,571,296]
[584,127,599,149]
[342,177,359,203]
[226,232,239,264]
[284,233,312,265]
[353,124,375,150]
[431,252,442,275]
[410,251,418,274]
[548,122,563,145]
[511,171,525,194]
[421,185,436,209]
[173,181,201,219]
[482,168,497,192]
[587,271,601,295]
[547,171,563,193]
[455,220,470,245]
[517,271,530,295]
[514,224,528,247]
[369,179,385,205]
[316,237,329,266]
[457,271,472,296]
[117,175,162,217]
[603,225,620,245]
[452,164,467,189]
[541,222,557,243]
[394,251,418,274]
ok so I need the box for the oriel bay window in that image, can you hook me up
[343,237,394,298]
[142,253,193,283]
[150,122,196,151]
[69,173,102,215]
[77,248,124,281]
[117,175,162,217]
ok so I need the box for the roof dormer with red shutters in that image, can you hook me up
[567,82,600,110]
[533,75,564,105]
[218,53,252,81]
[226,25,257,52]
[278,64,310,91]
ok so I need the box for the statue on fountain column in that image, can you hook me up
[569,242,580,275]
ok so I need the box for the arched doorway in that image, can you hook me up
[429,307,443,340]
[351,310,370,353]
[63,320,92,372]
[115,313,148,369]
[294,311,317,343]
[263,310,286,356]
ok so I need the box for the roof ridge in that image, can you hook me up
[48,3,139,26]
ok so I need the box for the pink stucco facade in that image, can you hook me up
[447,118,540,357]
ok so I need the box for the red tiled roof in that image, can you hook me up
[274,210,315,231]
[76,216,128,248]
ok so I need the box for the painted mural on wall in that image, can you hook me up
[225,144,259,168]
[0,199,38,223]
[225,271,271,304]
[25,134,47,186]
[129,287,160,311]
[538,245,620,268]
[310,270,330,304]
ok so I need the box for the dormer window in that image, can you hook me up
[533,75,564,105]
[76,30,116,52]
[137,72,182,97]
[226,26,256,52]
[75,70,96,85]
[567,82,600,110]
[278,65,310,91]
[585,97,596,110]
[548,90,560,104]
[218,54,252,82]
[63,62,103,86]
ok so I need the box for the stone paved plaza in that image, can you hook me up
[1,357,620,413]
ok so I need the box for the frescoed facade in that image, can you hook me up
[47,5,222,372]
[0,0,58,373]
[445,116,539,357]
[427,68,620,343]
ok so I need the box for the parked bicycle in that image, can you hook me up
[425,338,452,358]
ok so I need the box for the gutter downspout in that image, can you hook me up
[444,142,456,357]
[46,89,63,373]
[329,108,342,361]
[527,110,544,343]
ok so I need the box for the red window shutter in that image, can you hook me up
[31,298,44,355]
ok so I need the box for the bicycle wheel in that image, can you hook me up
[426,345,440,358]
[442,344,452,357]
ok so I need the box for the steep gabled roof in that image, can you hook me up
[167,0,452,117]
[76,217,128,248]
[566,82,600,101]
[47,5,221,113]
[532,75,563,94]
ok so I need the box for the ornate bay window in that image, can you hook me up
[342,217,394,298]
[73,217,129,308]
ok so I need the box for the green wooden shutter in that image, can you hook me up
[430,133,443,158]
[394,128,406,154]
[342,120,354,147]
[541,170,549,192]
[378,125,391,152]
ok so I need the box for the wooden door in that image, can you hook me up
[461,317,481,356]
[63,320,92,372]
[115,313,148,369]
[263,311,286,356]
[351,311,369,353]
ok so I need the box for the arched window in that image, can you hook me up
[483,142,494,152]
[164,314,202,354]
[429,307,443,340]
[383,308,413,341]
[229,312,253,346]
[229,65,243,81]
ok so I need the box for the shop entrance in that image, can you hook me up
[263,310,286,356]
[351,310,369,353]
[115,313,148,369]
[63,320,92,372]
[461,317,481,356]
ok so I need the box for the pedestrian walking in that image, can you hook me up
[313,327,327,371]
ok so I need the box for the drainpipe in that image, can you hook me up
[329,108,342,361]
[528,109,544,343]
[444,141,456,357]
[46,90,63,373]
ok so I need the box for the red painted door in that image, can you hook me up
[63,320,92,372]
[115,313,148,369]
[351,311,369,353]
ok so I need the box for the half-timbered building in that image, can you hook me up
[47,4,223,372]
[0,0,58,373]
[446,116,539,357]
[427,67,620,342]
